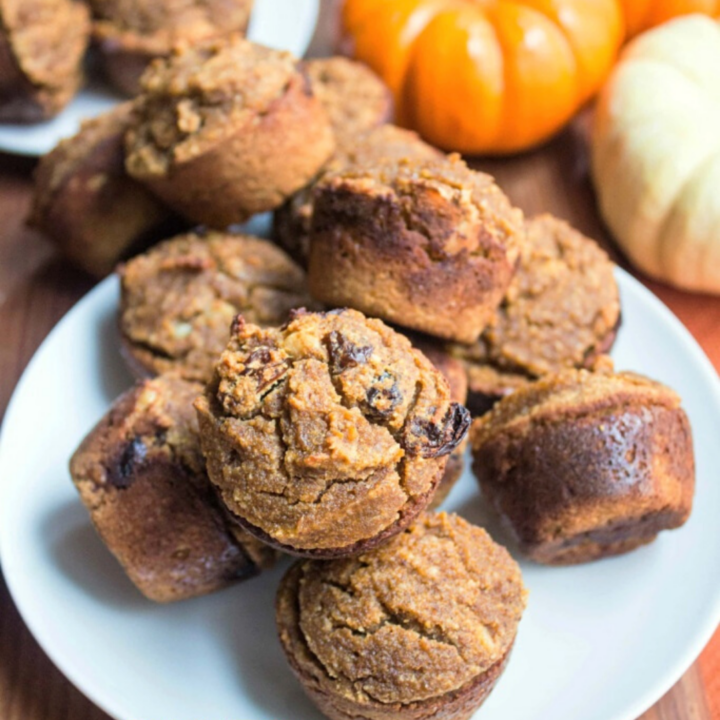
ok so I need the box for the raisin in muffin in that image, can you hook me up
[276,512,527,720]
[29,103,182,277]
[119,231,313,383]
[308,154,524,344]
[450,215,621,415]
[70,375,276,602]
[0,0,89,122]
[410,337,469,509]
[471,369,695,564]
[195,309,470,558]
[305,57,392,146]
[89,0,254,96]
[274,124,441,265]
[125,36,335,228]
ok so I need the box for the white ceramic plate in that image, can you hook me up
[1,268,719,720]
[0,0,320,157]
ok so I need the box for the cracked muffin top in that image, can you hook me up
[319,155,523,265]
[195,309,470,554]
[119,232,312,382]
[452,214,620,378]
[90,0,251,52]
[276,512,527,705]
[304,57,392,144]
[0,0,89,120]
[125,36,300,176]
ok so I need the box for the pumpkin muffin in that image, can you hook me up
[70,375,276,603]
[28,103,183,277]
[119,231,313,383]
[125,36,335,228]
[471,369,695,565]
[89,0,254,96]
[450,215,621,414]
[276,512,527,720]
[274,124,441,265]
[410,338,469,509]
[195,309,470,558]
[304,57,392,145]
[308,154,524,344]
[0,0,89,122]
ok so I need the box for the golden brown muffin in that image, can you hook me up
[125,36,335,228]
[305,57,392,146]
[276,512,527,720]
[89,0,254,96]
[471,369,695,565]
[274,124,441,265]
[0,0,89,122]
[70,375,276,603]
[450,214,621,414]
[410,337,469,509]
[308,154,524,344]
[119,231,313,383]
[195,309,470,558]
[28,103,183,277]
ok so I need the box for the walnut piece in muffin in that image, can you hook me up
[276,512,526,720]
[119,232,314,383]
[195,309,470,557]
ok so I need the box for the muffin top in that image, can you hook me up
[277,512,526,705]
[0,0,89,103]
[90,0,250,48]
[316,154,524,265]
[305,57,392,144]
[120,232,312,382]
[471,368,682,449]
[195,309,469,551]
[125,36,302,174]
[455,215,620,378]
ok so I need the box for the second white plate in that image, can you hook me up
[0,0,320,156]
[0,269,719,720]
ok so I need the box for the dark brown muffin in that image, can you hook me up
[410,338,469,509]
[119,231,313,383]
[274,124,441,265]
[195,309,470,558]
[28,103,183,277]
[0,0,89,122]
[471,369,695,565]
[89,0,254,96]
[70,375,276,603]
[125,36,335,228]
[450,214,621,414]
[276,512,527,720]
[308,154,524,344]
[305,57,392,146]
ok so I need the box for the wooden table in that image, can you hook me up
[1,4,719,719]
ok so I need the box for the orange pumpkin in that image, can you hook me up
[620,0,720,36]
[341,0,624,155]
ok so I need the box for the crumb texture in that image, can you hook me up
[120,232,312,382]
[277,512,526,707]
[196,309,469,552]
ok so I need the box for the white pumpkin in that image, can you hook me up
[592,15,720,294]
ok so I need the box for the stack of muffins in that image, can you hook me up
[22,26,695,720]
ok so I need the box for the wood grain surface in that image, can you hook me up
[0,3,719,719]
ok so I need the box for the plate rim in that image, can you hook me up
[0,267,719,720]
